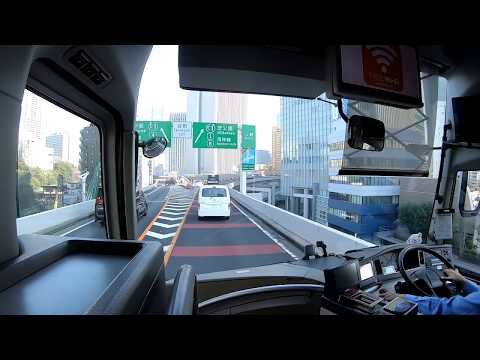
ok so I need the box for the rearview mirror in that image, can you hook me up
[347,115,385,151]
[142,137,168,158]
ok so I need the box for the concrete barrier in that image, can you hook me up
[17,200,96,236]
[230,189,374,255]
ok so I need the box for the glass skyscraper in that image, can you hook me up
[279,97,334,225]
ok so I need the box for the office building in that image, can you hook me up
[279,97,333,225]
[272,126,281,172]
[165,112,189,175]
[256,150,271,165]
[46,133,63,162]
[186,91,247,175]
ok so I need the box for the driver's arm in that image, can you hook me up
[403,291,480,315]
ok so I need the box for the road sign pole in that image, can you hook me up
[240,170,247,194]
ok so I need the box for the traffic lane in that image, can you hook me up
[165,199,293,280]
[64,185,170,239]
[135,185,170,238]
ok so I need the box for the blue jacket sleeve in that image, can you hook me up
[463,280,480,295]
[404,284,480,315]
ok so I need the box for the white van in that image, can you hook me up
[198,185,231,220]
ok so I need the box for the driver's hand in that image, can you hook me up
[441,268,467,286]
[378,288,404,301]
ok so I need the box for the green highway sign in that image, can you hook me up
[192,122,238,149]
[241,148,255,171]
[241,124,256,149]
[135,121,172,147]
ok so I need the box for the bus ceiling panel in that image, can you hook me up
[178,45,328,99]
[30,45,153,130]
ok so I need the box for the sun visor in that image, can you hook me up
[178,45,328,99]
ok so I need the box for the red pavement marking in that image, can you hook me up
[183,223,256,229]
[171,244,283,257]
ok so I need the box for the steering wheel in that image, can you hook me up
[398,245,455,297]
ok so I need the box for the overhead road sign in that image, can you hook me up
[241,124,256,149]
[173,121,192,138]
[192,122,238,149]
[135,121,172,146]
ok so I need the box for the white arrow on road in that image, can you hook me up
[153,222,180,229]
[162,210,185,215]
[147,231,176,240]
[194,128,205,144]
[157,215,185,221]
[163,207,187,212]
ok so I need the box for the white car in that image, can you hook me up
[198,185,231,220]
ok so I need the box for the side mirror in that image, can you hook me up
[347,115,385,151]
[142,137,168,158]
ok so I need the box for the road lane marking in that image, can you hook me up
[171,244,284,257]
[153,222,180,229]
[157,215,185,221]
[163,207,187,212]
[59,219,96,236]
[138,187,173,240]
[231,202,298,260]
[183,223,257,229]
[162,210,186,215]
[147,231,176,240]
[164,189,198,266]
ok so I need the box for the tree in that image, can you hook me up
[53,161,75,183]
[399,203,433,240]
[17,160,36,215]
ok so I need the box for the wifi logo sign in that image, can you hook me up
[362,45,403,91]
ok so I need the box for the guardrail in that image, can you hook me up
[230,189,374,254]
[17,200,96,236]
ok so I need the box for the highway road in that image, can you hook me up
[164,191,300,280]
[57,184,301,279]
[58,185,171,239]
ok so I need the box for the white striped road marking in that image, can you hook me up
[231,202,299,260]
[163,206,189,210]
[147,231,176,240]
[148,201,166,203]
[167,202,191,206]
[162,210,186,215]
[153,222,180,229]
[157,215,185,221]
[163,208,188,212]
[164,204,189,208]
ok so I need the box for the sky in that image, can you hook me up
[136,45,280,151]
[24,45,281,169]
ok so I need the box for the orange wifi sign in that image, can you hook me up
[362,45,403,92]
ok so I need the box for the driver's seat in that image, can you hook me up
[168,265,198,315]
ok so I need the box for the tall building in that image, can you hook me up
[186,91,247,175]
[271,126,281,171]
[18,90,47,168]
[186,91,215,175]
[216,93,248,175]
[279,97,333,224]
[79,124,101,189]
[256,150,271,165]
[46,133,63,163]
[166,112,188,175]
